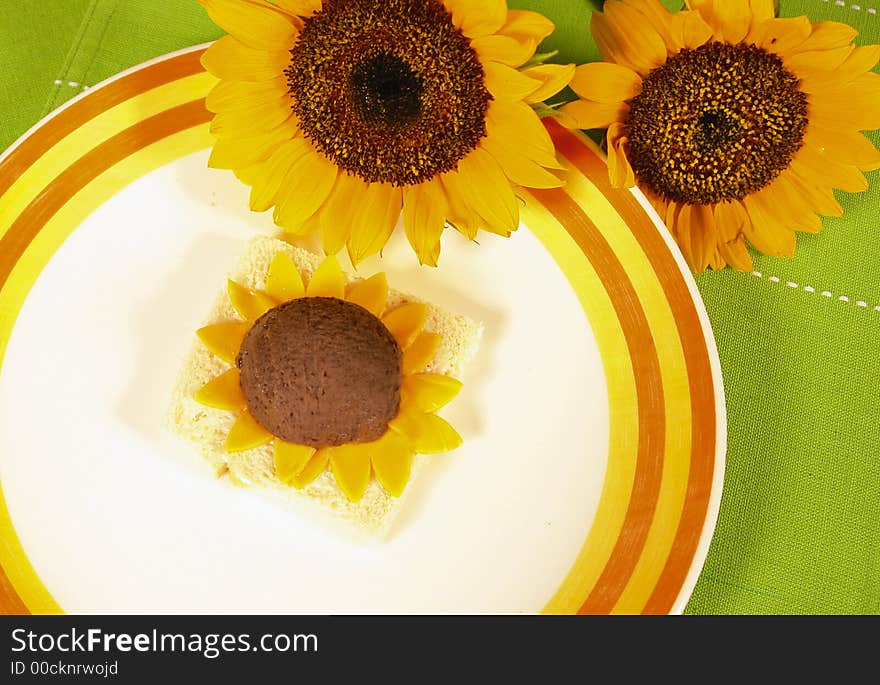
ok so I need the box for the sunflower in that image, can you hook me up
[199,0,575,266]
[562,0,880,272]
[193,250,464,502]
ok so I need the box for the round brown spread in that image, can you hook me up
[237,297,402,448]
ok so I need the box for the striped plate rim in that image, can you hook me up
[0,45,726,615]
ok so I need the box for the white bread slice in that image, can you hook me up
[166,235,482,539]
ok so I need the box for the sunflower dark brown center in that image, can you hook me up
[625,41,809,205]
[236,297,402,449]
[286,0,492,186]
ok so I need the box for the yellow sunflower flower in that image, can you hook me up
[194,251,463,502]
[199,0,575,266]
[562,0,880,273]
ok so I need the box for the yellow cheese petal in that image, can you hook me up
[401,332,441,374]
[306,255,345,298]
[266,251,305,302]
[345,272,389,317]
[389,410,463,454]
[382,302,428,349]
[195,368,246,411]
[228,280,276,321]
[329,445,372,502]
[197,322,251,364]
[292,448,331,489]
[370,433,414,498]
[401,374,463,413]
[274,441,316,483]
[226,409,273,453]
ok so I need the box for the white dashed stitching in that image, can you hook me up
[749,271,879,312]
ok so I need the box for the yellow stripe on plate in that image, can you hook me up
[0,71,217,242]
[522,192,640,615]
[0,123,212,613]
[557,160,694,614]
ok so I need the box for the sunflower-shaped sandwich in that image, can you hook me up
[168,237,482,536]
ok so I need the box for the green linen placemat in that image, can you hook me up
[0,0,877,615]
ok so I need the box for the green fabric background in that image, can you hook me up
[0,0,877,615]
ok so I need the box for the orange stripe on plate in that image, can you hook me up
[0,100,211,293]
[546,121,717,614]
[0,49,206,199]
[0,564,29,615]
[530,186,666,615]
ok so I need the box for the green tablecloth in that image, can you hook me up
[0,0,877,615]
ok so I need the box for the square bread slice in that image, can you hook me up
[166,235,483,539]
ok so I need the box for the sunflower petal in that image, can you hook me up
[792,144,869,193]
[402,180,448,267]
[620,0,680,52]
[809,74,880,131]
[806,126,880,171]
[570,62,642,104]
[266,251,305,302]
[206,77,288,114]
[382,302,428,349]
[346,273,389,317]
[753,16,812,56]
[370,434,414,498]
[274,441,316,483]
[402,332,442,374]
[291,448,331,489]
[742,190,798,256]
[757,173,822,234]
[471,34,536,68]
[718,235,754,272]
[347,182,404,265]
[522,63,576,104]
[452,147,520,235]
[210,98,291,139]
[441,173,482,240]
[443,0,506,39]
[480,135,564,188]
[195,368,246,411]
[560,99,628,130]
[228,279,276,321]
[606,122,635,188]
[273,0,320,17]
[674,204,715,273]
[201,35,290,81]
[306,255,346,298]
[317,172,363,256]
[674,9,714,49]
[389,409,463,454]
[402,374,463,413]
[247,137,311,212]
[499,9,555,43]
[686,0,753,43]
[273,144,339,232]
[200,0,296,50]
[483,62,542,101]
[788,21,858,54]
[226,409,273,453]
[208,119,298,170]
[197,322,250,364]
[785,167,844,218]
[593,3,667,74]
[784,45,853,81]
[712,200,749,243]
[486,100,560,168]
[328,445,372,502]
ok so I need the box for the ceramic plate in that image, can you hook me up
[0,46,725,615]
